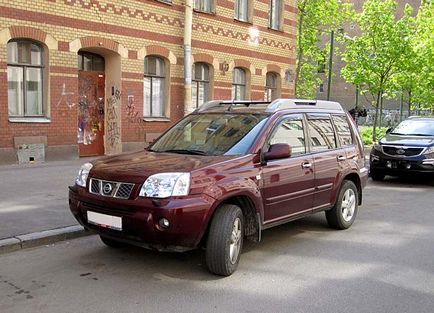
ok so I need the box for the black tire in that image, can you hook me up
[206,204,244,276]
[370,169,385,181]
[326,180,358,230]
[100,235,122,248]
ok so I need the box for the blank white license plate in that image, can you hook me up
[87,211,122,231]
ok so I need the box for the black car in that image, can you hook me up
[369,117,434,180]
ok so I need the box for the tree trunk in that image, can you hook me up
[407,90,412,117]
[372,91,382,142]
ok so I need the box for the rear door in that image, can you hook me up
[261,114,315,223]
[306,114,343,209]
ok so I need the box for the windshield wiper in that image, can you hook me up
[161,149,208,155]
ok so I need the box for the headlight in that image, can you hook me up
[424,146,434,155]
[372,142,382,152]
[139,173,190,198]
[75,163,93,187]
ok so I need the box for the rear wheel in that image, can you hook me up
[206,204,244,276]
[99,235,122,248]
[326,180,358,230]
[370,169,385,181]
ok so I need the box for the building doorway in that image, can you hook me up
[77,52,105,156]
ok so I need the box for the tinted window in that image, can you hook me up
[307,115,336,152]
[332,115,354,146]
[269,115,306,156]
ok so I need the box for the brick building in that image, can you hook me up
[0,0,297,164]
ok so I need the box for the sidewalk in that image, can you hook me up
[0,157,96,253]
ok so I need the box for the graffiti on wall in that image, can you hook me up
[77,75,105,145]
[57,83,75,108]
[106,88,121,148]
[125,92,146,140]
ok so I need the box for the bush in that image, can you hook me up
[359,127,388,146]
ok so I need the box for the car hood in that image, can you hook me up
[380,134,434,147]
[89,150,236,183]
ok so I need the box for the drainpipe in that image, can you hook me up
[184,0,193,115]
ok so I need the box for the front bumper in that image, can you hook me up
[370,148,434,175]
[69,185,214,252]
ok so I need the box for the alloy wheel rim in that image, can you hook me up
[341,189,356,222]
[229,217,242,264]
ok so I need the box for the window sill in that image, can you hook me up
[193,9,216,16]
[9,117,51,123]
[143,117,171,122]
[234,18,253,25]
[268,27,284,33]
[156,0,173,6]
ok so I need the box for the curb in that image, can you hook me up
[0,225,92,255]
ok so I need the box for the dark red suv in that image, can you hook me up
[69,99,368,276]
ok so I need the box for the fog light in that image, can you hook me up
[159,218,170,229]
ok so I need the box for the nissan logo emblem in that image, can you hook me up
[396,149,405,155]
[103,183,113,194]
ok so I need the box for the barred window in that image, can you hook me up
[192,63,210,108]
[194,0,214,13]
[235,0,250,22]
[265,72,279,101]
[144,56,166,117]
[269,0,283,30]
[232,68,247,100]
[7,40,45,117]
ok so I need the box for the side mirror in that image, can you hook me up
[264,143,292,161]
[386,127,393,134]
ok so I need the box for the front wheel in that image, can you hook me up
[326,180,358,230]
[206,204,244,276]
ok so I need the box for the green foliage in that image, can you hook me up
[360,127,388,146]
[295,0,353,98]
[340,0,415,141]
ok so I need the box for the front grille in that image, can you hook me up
[382,146,424,157]
[89,178,135,199]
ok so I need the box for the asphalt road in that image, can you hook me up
[1,177,433,313]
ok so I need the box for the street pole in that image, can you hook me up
[327,30,334,101]
[183,0,193,115]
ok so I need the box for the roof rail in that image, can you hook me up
[265,99,344,113]
[195,98,344,113]
[195,100,270,113]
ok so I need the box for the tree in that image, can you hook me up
[341,0,415,141]
[295,0,352,98]
[392,1,434,117]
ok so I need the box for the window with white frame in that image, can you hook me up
[235,0,250,22]
[232,68,247,100]
[265,72,279,101]
[7,40,45,117]
[144,56,166,117]
[192,62,210,108]
[269,0,283,30]
[194,0,214,13]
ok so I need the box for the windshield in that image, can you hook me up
[391,119,434,136]
[150,113,269,156]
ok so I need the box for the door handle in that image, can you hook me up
[337,155,346,161]
[302,162,312,169]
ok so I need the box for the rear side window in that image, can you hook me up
[307,114,337,152]
[332,115,354,146]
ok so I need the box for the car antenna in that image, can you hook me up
[227,98,235,112]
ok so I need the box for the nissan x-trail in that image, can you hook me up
[69,99,368,276]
